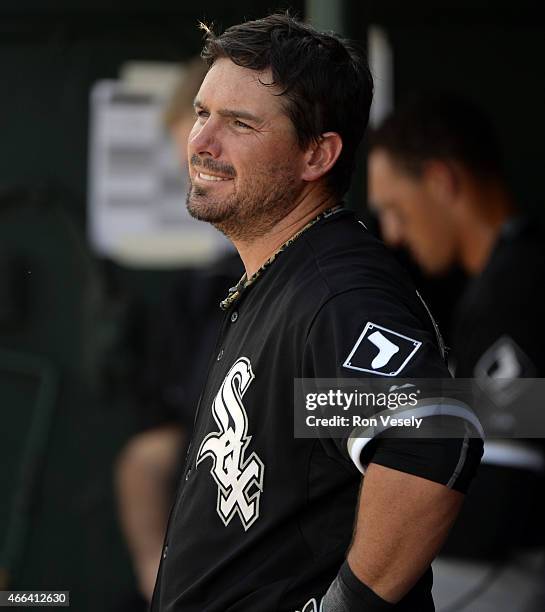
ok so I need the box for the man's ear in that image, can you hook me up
[301,132,343,183]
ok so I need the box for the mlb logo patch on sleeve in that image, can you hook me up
[343,322,422,376]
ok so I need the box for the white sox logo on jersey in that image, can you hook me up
[197,357,265,531]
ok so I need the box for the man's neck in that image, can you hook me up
[233,190,339,279]
[458,182,513,275]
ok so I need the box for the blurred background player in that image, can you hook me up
[367,91,545,611]
[114,57,242,607]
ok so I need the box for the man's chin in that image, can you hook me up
[186,194,232,225]
[419,256,451,277]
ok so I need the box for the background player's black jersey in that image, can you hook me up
[453,217,545,378]
[151,209,477,612]
[443,218,545,558]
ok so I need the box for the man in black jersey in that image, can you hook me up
[368,92,545,610]
[151,17,482,612]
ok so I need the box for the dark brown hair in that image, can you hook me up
[369,92,506,181]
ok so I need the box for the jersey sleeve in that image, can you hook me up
[302,287,448,381]
[301,287,483,488]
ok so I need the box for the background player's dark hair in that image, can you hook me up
[369,92,506,181]
[200,13,373,199]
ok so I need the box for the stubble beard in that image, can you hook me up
[186,162,302,242]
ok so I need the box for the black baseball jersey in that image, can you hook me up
[453,217,545,378]
[151,209,478,612]
[443,217,545,558]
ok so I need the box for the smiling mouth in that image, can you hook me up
[196,172,233,182]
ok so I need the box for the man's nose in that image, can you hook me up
[188,118,222,159]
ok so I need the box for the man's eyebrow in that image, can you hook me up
[218,108,263,124]
[193,99,262,124]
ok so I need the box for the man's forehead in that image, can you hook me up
[369,151,413,211]
[196,58,282,115]
[369,149,399,177]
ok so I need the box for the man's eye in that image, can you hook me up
[234,120,252,129]
[196,110,209,120]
